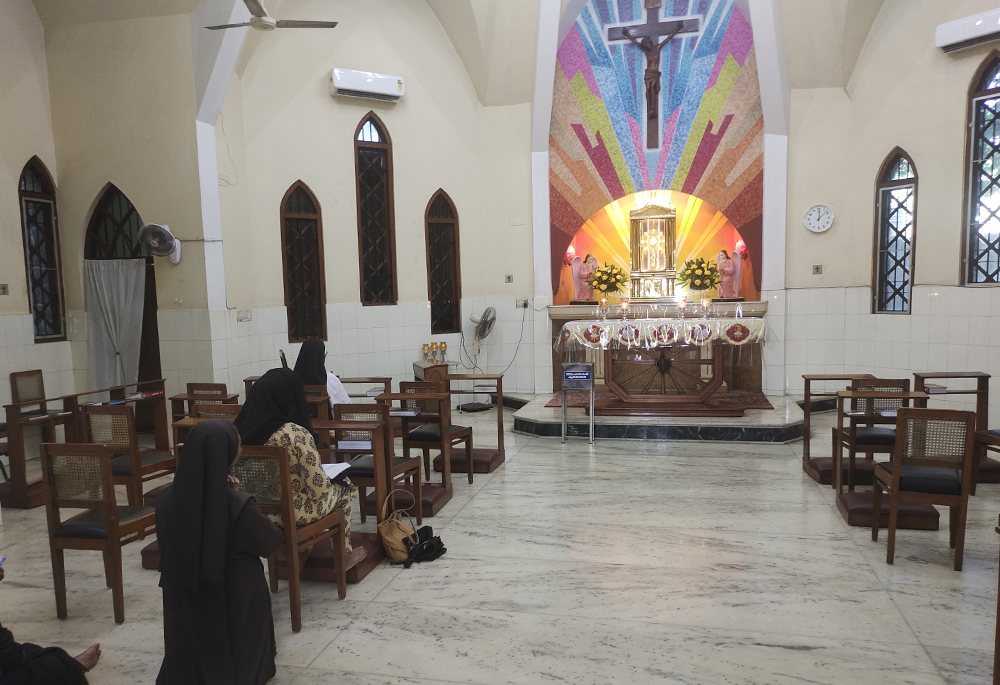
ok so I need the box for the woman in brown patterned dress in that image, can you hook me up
[234,368,356,552]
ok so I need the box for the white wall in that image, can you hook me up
[0,0,73,408]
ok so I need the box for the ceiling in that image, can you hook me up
[426,0,538,106]
[30,0,200,28]
[780,0,886,89]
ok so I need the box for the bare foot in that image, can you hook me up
[74,644,101,672]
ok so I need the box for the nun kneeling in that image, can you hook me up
[155,420,284,685]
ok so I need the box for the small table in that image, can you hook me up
[833,390,938,530]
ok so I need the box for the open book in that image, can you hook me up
[322,462,352,480]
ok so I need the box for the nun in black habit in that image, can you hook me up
[155,420,284,685]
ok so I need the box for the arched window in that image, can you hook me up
[280,182,326,341]
[873,150,917,313]
[19,158,65,341]
[425,190,461,333]
[354,112,398,305]
[85,184,151,259]
[966,53,1000,283]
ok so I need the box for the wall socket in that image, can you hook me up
[504,274,513,283]
[516,299,530,309]
[0,284,7,295]
[812,265,823,275]
[237,310,252,322]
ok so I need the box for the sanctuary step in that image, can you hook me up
[836,491,940,530]
[433,447,504,474]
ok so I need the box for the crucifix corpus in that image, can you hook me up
[608,0,700,149]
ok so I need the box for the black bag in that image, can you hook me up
[403,525,446,568]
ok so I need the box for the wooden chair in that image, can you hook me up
[303,385,331,421]
[190,403,242,420]
[833,377,911,493]
[186,382,229,403]
[400,381,473,483]
[84,405,175,506]
[872,408,977,570]
[232,445,346,633]
[331,403,422,524]
[40,443,156,624]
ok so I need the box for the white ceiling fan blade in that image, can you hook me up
[205,22,252,30]
[275,20,339,28]
[243,0,269,18]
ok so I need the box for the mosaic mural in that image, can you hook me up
[550,0,763,297]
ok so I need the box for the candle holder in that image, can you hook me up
[598,297,609,322]
[421,343,430,360]
[620,297,630,319]
[439,341,448,363]
[700,296,712,318]
[677,297,687,319]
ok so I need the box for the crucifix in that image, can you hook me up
[608,0,700,149]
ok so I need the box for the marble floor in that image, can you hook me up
[0,407,998,684]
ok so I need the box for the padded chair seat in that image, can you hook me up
[854,426,895,446]
[406,424,470,442]
[984,429,1000,439]
[879,462,962,496]
[111,450,173,477]
[344,455,415,479]
[55,506,154,539]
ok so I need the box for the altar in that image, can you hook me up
[553,311,767,416]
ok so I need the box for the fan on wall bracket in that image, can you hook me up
[138,224,181,265]
[460,307,497,413]
[206,0,338,31]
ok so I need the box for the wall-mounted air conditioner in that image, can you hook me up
[936,9,1000,53]
[330,68,404,103]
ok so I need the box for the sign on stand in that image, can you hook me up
[561,362,595,444]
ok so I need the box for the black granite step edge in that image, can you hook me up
[513,416,804,443]
[490,395,531,410]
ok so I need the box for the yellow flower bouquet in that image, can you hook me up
[587,262,629,294]
[676,257,720,291]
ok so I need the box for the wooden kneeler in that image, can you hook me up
[233,445,346,633]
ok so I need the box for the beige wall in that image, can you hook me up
[45,13,208,311]
[0,0,57,316]
[785,0,1000,290]
[219,0,534,312]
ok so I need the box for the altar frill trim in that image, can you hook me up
[556,318,767,351]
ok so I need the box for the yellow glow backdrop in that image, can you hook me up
[554,190,759,305]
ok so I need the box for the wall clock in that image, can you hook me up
[804,205,834,233]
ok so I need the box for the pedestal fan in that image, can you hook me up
[460,307,496,412]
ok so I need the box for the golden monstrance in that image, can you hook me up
[628,202,676,301]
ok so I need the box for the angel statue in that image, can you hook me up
[717,250,736,299]
[731,248,743,298]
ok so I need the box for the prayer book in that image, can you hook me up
[472,385,498,393]
[923,384,947,394]
[366,387,383,396]
[322,463,352,480]
[390,408,420,417]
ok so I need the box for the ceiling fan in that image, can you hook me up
[205,0,338,31]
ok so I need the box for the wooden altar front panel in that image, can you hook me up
[599,343,744,417]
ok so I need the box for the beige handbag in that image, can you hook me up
[377,490,418,563]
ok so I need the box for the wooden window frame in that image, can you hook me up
[279,181,328,343]
[19,157,66,342]
[424,190,462,334]
[354,111,399,306]
[963,50,1000,285]
[871,148,917,314]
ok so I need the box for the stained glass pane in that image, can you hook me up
[968,94,1000,282]
[357,120,382,143]
[85,187,150,259]
[356,139,396,305]
[281,185,324,340]
[876,184,914,313]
